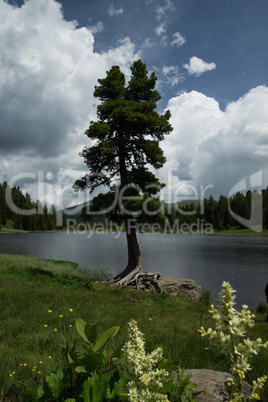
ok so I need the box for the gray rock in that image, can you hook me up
[158,277,202,302]
[170,369,252,401]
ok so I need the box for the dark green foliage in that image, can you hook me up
[0,181,59,231]
[162,367,201,401]
[256,301,267,314]
[22,318,124,401]
[200,287,212,306]
[163,188,268,232]
[67,319,119,374]
[262,188,268,228]
[74,60,172,224]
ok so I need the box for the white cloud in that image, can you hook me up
[88,21,103,34]
[159,86,268,201]
[160,35,168,47]
[183,56,216,76]
[155,23,166,36]
[171,32,185,47]
[0,0,139,206]
[108,5,123,17]
[141,38,155,49]
[162,65,184,86]
[155,0,174,21]
[0,0,267,210]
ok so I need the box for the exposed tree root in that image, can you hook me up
[110,271,162,293]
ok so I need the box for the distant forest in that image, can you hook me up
[0,182,59,231]
[1,181,268,231]
[164,190,268,231]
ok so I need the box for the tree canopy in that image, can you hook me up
[75,60,172,194]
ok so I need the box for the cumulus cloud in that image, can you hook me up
[0,0,139,206]
[159,86,268,201]
[183,56,216,76]
[0,0,138,151]
[171,32,185,47]
[1,0,267,210]
[108,5,123,17]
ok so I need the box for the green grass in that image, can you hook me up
[0,227,30,233]
[0,253,267,400]
[2,223,268,236]
[215,228,268,236]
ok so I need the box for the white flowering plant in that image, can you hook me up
[116,319,198,402]
[116,319,169,401]
[198,281,268,401]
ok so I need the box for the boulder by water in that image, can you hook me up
[158,277,202,302]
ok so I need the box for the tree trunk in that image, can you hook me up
[109,216,163,292]
[110,151,162,291]
[110,216,144,285]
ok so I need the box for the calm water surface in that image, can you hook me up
[0,232,267,308]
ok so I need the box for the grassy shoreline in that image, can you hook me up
[1,226,268,237]
[0,253,267,400]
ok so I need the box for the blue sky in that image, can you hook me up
[0,0,268,208]
[61,0,268,109]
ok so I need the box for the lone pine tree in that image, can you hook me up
[74,60,172,286]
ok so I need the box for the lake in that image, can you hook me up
[0,231,267,309]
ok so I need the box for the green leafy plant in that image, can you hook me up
[162,367,200,402]
[81,372,127,401]
[67,318,119,374]
[199,281,268,401]
[23,366,74,401]
[23,319,120,401]
[34,367,72,400]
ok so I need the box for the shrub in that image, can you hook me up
[200,287,212,306]
[256,301,266,314]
